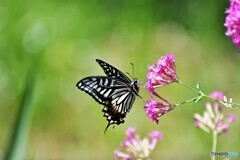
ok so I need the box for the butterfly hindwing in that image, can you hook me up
[102,105,126,133]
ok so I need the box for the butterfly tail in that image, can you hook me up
[104,122,111,134]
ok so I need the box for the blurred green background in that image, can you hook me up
[1,0,240,159]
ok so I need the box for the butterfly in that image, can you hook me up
[76,59,141,133]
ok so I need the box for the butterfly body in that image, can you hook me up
[76,59,140,133]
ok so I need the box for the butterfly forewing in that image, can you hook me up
[76,59,139,133]
[96,59,131,83]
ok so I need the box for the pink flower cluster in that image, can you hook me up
[194,91,236,135]
[144,99,172,124]
[114,128,163,160]
[144,53,177,124]
[225,0,240,48]
[145,53,177,93]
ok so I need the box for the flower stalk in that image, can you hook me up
[211,130,217,160]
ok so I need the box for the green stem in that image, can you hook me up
[211,130,218,160]
[178,80,240,107]
[219,100,240,107]
[173,96,201,107]
[177,80,201,94]
[205,95,240,107]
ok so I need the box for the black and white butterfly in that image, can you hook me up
[76,59,141,133]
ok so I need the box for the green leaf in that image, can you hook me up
[196,82,201,91]
[193,95,203,103]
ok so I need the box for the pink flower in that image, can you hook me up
[227,114,236,122]
[144,99,173,124]
[125,127,135,137]
[114,128,163,160]
[145,53,178,92]
[225,0,240,48]
[216,114,236,134]
[193,100,236,135]
[148,130,163,140]
[114,150,132,160]
[209,91,224,100]
[148,131,163,150]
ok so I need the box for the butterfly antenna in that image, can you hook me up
[130,63,134,79]
[104,122,111,134]
[126,72,133,79]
